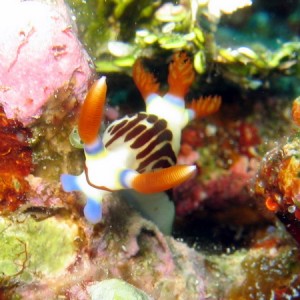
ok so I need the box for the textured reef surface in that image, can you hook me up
[0,0,300,299]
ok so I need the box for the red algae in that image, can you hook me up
[0,106,32,212]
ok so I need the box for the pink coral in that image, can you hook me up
[237,122,261,157]
[174,116,262,216]
[177,126,203,165]
[174,156,259,216]
[177,143,200,165]
[0,1,93,125]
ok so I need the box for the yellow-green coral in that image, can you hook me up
[0,215,79,284]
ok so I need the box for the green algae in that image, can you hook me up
[66,0,300,93]
[0,215,79,284]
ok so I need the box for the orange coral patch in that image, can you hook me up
[278,156,300,199]
[292,97,300,126]
[265,196,279,212]
[0,106,32,212]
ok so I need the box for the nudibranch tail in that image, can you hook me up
[130,165,196,194]
[78,77,107,145]
[132,58,160,99]
[168,51,195,98]
[188,95,222,119]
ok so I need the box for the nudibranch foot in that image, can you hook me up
[60,174,81,192]
[78,77,107,145]
[84,198,102,224]
[168,51,195,98]
[188,95,222,119]
[132,58,160,99]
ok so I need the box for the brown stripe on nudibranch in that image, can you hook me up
[152,159,173,170]
[131,119,167,149]
[146,114,159,123]
[137,130,173,159]
[124,124,147,142]
[137,143,176,172]
[108,119,128,134]
[105,113,147,147]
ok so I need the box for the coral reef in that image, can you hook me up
[0,0,299,299]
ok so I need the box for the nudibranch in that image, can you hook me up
[61,51,221,224]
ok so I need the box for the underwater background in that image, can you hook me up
[0,0,300,299]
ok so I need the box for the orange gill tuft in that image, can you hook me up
[132,59,160,99]
[188,95,222,119]
[168,51,195,98]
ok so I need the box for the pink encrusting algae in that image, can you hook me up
[0,1,93,125]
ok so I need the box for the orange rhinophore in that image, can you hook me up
[188,95,222,119]
[168,51,195,98]
[78,77,107,145]
[131,165,196,194]
[132,59,160,99]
